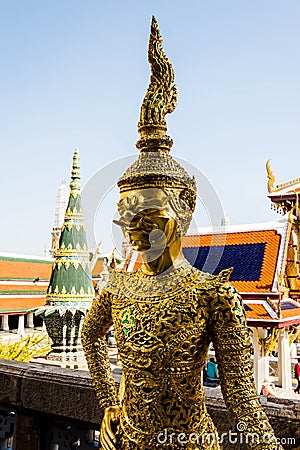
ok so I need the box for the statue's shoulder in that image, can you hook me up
[104,267,131,295]
[191,266,233,291]
[104,264,234,298]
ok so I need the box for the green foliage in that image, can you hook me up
[0,332,51,362]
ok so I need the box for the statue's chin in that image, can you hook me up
[140,249,166,263]
[129,234,167,254]
[130,240,151,252]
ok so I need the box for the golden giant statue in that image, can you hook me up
[82,17,283,450]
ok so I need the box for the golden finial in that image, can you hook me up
[110,249,117,269]
[70,147,80,195]
[266,159,276,193]
[136,16,178,153]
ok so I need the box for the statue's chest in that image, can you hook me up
[111,293,210,370]
[113,296,207,333]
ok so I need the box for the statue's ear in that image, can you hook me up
[179,188,196,213]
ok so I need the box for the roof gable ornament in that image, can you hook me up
[267,159,300,196]
[266,159,300,216]
[266,159,276,193]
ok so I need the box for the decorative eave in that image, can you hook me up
[268,193,299,216]
[266,159,300,214]
[241,292,282,301]
[247,318,300,328]
[245,298,300,328]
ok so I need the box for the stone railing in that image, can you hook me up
[0,358,300,449]
[204,387,300,449]
[0,359,110,450]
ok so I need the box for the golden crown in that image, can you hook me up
[118,16,197,213]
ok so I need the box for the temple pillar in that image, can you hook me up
[0,438,10,449]
[278,328,292,389]
[1,315,9,331]
[17,315,25,336]
[252,327,269,393]
[26,312,34,328]
[14,413,41,450]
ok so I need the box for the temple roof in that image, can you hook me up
[0,253,53,281]
[0,251,103,314]
[127,219,300,327]
[0,253,53,314]
[0,297,46,314]
[183,223,285,294]
[245,298,300,328]
[266,160,300,213]
[182,220,300,326]
[269,181,300,195]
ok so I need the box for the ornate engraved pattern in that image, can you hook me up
[138,16,177,138]
[81,266,283,449]
[117,17,197,217]
[82,14,282,450]
[81,292,118,409]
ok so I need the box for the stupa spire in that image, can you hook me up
[46,148,93,305]
[36,148,94,368]
[70,147,81,195]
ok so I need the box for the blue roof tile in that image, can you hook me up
[183,243,266,282]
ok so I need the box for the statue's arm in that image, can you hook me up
[81,290,119,409]
[210,282,283,449]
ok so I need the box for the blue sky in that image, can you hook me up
[0,1,299,256]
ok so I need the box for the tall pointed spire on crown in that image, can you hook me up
[117,17,197,222]
[46,148,94,306]
[136,16,178,153]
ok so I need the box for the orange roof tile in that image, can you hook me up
[245,304,271,320]
[282,308,300,319]
[92,259,104,276]
[0,297,46,313]
[0,284,47,294]
[0,258,53,280]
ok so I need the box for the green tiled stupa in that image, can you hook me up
[36,148,94,368]
[46,148,94,307]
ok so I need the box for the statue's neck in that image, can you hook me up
[140,238,185,275]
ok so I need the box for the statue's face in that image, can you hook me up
[116,188,179,253]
